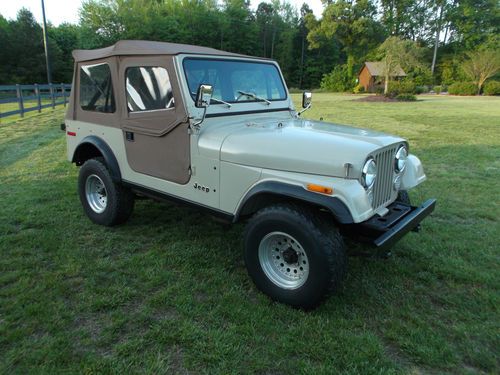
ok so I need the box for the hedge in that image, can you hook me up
[483,81,500,96]
[385,80,416,98]
[448,82,477,96]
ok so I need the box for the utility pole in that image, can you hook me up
[41,0,52,83]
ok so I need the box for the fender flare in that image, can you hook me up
[72,135,122,182]
[234,181,354,224]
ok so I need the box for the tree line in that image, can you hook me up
[0,0,498,91]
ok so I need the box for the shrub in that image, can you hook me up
[483,81,500,96]
[320,65,356,92]
[385,80,416,98]
[288,87,302,94]
[415,86,429,94]
[353,84,365,94]
[396,94,417,101]
[433,85,442,94]
[448,82,477,96]
[408,67,433,86]
[375,86,384,95]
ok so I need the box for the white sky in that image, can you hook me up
[0,0,324,26]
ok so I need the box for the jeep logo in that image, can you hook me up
[193,182,210,193]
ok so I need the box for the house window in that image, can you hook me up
[79,63,115,113]
[126,66,175,112]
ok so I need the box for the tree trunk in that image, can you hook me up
[271,28,276,59]
[431,4,444,75]
[384,73,389,95]
[347,54,354,79]
[299,32,305,89]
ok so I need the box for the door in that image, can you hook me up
[119,56,191,184]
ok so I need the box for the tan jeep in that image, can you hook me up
[64,40,436,309]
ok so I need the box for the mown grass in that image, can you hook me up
[0,99,64,123]
[1,94,499,374]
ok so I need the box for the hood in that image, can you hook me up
[200,117,405,178]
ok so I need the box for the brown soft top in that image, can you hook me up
[72,40,255,62]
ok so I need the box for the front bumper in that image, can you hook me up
[353,198,436,250]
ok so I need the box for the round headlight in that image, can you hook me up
[362,158,377,189]
[395,146,408,173]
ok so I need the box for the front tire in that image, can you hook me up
[78,158,134,226]
[244,204,347,309]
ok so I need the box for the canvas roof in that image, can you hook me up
[361,61,406,77]
[72,40,256,62]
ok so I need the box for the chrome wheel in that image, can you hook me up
[85,174,107,213]
[258,231,309,290]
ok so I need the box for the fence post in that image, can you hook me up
[16,84,24,118]
[61,83,67,107]
[35,84,42,113]
[50,83,55,109]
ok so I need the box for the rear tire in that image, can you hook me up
[244,203,347,309]
[78,158,134,226]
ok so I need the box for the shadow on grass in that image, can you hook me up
[0,116,64,170]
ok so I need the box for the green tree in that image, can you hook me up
[377,36,422,94]
[461,49,500,95]
[307,0,383,78]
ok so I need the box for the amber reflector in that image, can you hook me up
[307,184,333,195]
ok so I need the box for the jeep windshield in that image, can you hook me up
[183,58,287,105]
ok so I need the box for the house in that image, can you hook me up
[358,62,406,92]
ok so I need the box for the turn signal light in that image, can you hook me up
[307,183,333,195]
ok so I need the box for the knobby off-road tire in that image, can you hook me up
[244,203,347,309]
[78,158,134,226]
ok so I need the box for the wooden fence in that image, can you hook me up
[0,83,72,119]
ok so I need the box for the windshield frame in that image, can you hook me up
[181,57,288,105]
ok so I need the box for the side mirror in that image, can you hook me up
[302,91,312,108]
[195,84,213,108]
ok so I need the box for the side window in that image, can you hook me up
[126,66,175,112]
[79,63,115,113]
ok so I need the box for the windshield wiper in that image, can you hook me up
[210,97,232,108]
[190,91,231,108]
[237,90,271,105]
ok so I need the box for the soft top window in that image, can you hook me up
[126,66,175,112]
[79,63,115,113]
[183,59,287,104]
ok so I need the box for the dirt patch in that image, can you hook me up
[354,95,399,102]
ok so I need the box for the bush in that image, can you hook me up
[320,65,356,92]
[448,82,477,96]
[385,80,416,98]
[288,87,302,94]
[415,85,429,94]
[408,67,433,86]
[353,84,365,94]
[433,85,442,94]
[396,94,417,101]
[483,81,500,96]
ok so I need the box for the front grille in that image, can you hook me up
[372,145,398,209]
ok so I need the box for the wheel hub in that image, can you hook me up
[258,232,309,290]
[85,174,108,214]
[282,247,298,264]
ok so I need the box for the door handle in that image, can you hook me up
[125,131,134,142]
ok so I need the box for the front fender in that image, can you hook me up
[234,181,354,224]
[401,154,426,190]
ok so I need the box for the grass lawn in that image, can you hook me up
[0,99,65,123]
[0,93,499,374]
